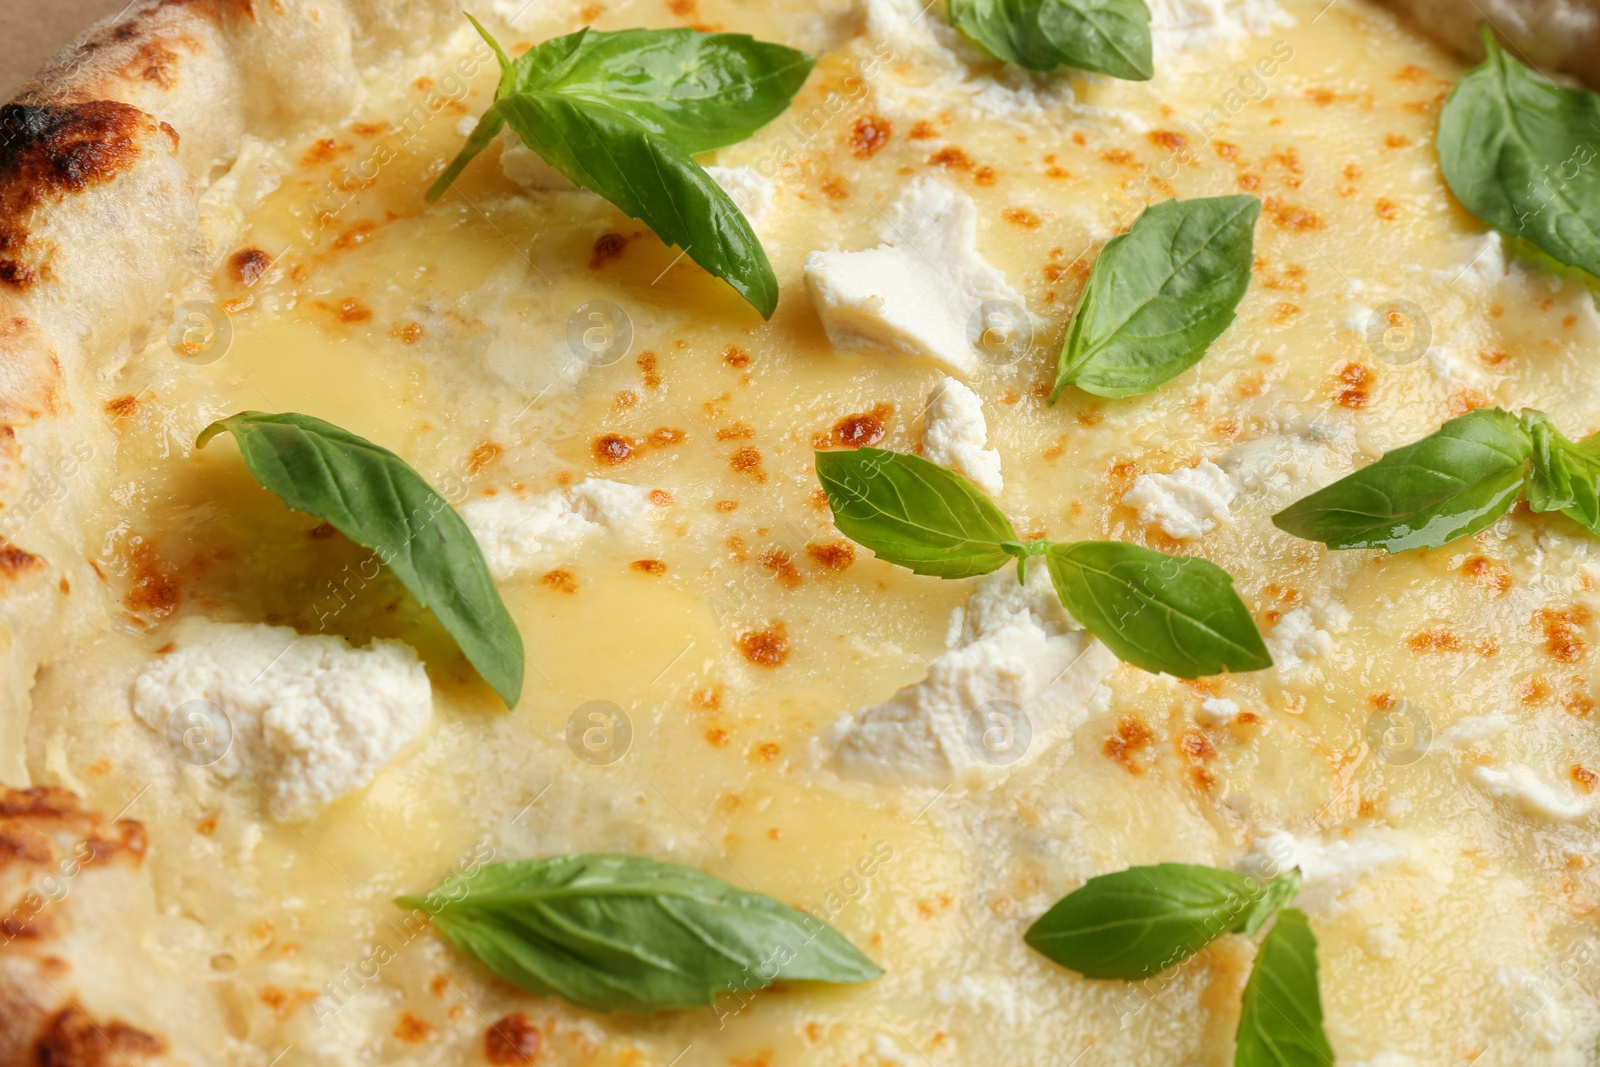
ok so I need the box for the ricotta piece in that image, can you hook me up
[1472,764,1594,822]
[1242,829,1411,912]
[1197,696,1243,726]
[1147,0,1292,56]
[459,479,654,579]
[131,621,432,822]
[1121,460,1237,539]
[804,178,1024,377]
[1265,600,1352,674]
[922,377,1003,495]
[831,563,1118,785]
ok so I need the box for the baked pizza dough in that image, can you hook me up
[2,0,1600,1064]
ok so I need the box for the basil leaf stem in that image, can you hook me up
[815,448,1270,678]
[429,20,814,318]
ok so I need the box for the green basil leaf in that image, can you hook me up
[1523,410,1600,534]
[1044,541,1271,678]
[816,447,1019,579]
[1025,864,1262,980]
[1235,908,1334,1067]
[1236,870,1302,939]
[1051,195,1261,400]
[1437,27,1600,279]
[398,854,882,1014]
[197,412,524,707]
[1271,407,1533,552]
[497,26,816,153]
[429,22,812,319]
[495,92,778,316]
[946,0,1153,80]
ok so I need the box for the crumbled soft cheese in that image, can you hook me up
[704,165,775,228]
[831,563,1118,785]
[922,377,1003,495]
[1472,764,1593,822]
[1222,430,1356,508]
[1438,709,1512,747]
[1147,0,1292,55]
[1197,697,1242,727]
[131,620,432,822]
[1265,600,1351,673]
[1241,829,1410,912]
[1427,345,1491,393]
[804,178,1023,377]
[1453,230,1511,286]
[1121,460,1236,539]
[460,479,653,579]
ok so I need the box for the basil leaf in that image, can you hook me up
[1051,195,1260,401]
[1437,27,1600,279]
[1236,870,1302,939]
[816,447,1019,579]
[197,412,524,707]
[398,854,882,1014]
[1272,407,1533,553]
[496,26,816,153]
[1235,908,1334,1067]
[947,0,1153,80]
[1523,410,1600,534]
[1026,864,1262,980]
[429,23,813,319]
[1044,541,1271,678]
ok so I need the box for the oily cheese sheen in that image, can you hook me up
[6,0,1600,1064]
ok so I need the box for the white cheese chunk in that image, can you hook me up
[1242,829,1411,912]
[1265,600,1351,674]
[804,178,1023,377]
[460,479,653,579]
[1472,764,1593,822]
[1121,460,1237,539]
[1438,709,1512,747]
[1148,0,1292,56]
[1197,697,1242,727]
[922,377,1003,495]
[831,563,1117,785]
[131,620,432,823]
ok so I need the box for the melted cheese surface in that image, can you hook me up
[22,0,1600,1063]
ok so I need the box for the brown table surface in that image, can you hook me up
[1,0,133,100]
